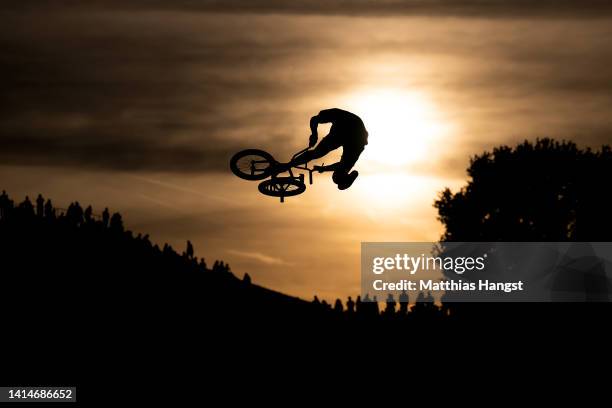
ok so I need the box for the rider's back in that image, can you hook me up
[319,108,368,146]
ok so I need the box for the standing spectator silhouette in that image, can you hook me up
[102,208,110,228]
[384,293,396,316]
[346,296,355,314]
[0,190,11,219]
[413,292,426,315]
[36,194,44,217]
[66,202,83,225]
[333,298,343,313]
[372,295,380,316]
[73,202,83,225]
[355,295,362,314]
[186,240,194,259]
[243,273,251,285]
[399,290,409,315]
[110,212,123,232]
[44,199,55,219]
[20,196,34,216]
[84,205,93,223]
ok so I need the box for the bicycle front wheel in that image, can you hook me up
[230,149,275,181]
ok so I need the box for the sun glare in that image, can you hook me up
[324,88,455,210]
[345,89,450,167]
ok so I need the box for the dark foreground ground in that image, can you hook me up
[1,195,608,402]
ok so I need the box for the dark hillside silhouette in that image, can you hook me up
[0,190,452,392]
[0,190,445,323]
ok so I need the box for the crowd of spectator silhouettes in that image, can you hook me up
[0,190,449,321]
[313,291,449,320]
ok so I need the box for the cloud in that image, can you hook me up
[227,249,291,266]
[2,9,612,176]
[0,10,307,172]
[8,1,612,17]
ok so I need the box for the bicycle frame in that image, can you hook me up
[268,146,315,185]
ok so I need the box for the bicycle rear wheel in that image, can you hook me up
[258,177,306,198]
[230,149,275,181]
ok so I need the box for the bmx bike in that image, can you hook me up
[230,147,316,203]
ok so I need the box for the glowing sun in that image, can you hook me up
[345,89,450,167]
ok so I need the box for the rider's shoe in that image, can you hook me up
[337,170,359,190]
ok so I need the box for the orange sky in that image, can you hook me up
[2,8,612,301]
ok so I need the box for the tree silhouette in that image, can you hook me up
[435,138,612,241]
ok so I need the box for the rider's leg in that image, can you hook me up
[332,145,364,190]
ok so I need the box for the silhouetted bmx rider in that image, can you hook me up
[282,108,368,190]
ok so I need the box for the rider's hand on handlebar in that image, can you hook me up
[309,134,318,148]
[314,165,325,173]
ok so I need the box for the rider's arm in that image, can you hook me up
[310,115,320,137]
[309,115,320,147]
